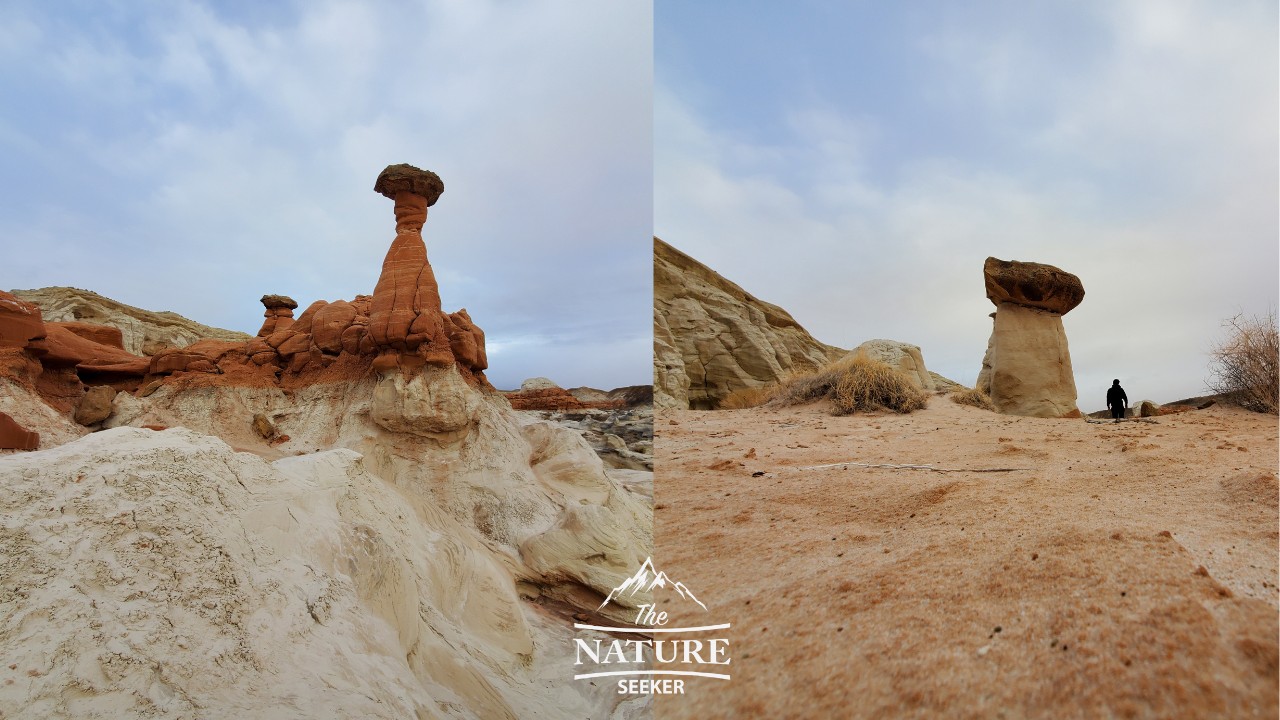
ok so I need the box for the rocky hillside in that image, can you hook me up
[654,238,842,410]
[11,286,251,356]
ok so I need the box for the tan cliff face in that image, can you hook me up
[653,237,842,410]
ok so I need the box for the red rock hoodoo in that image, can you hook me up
[257,294,298,337]
[232,163,489,381]
[1,163,493,431]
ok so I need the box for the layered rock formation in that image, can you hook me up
[654,238,842,410]
[0,428,641,718]
[0,291,45,348]
[11,286,251,355]
[240,167,486,381]
[975,257,1084,418]
[1,163,652,718]
[502,377,650,412]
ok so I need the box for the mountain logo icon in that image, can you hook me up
[598,557,708,611]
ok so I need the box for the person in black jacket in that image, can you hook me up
[1107,379,1128,421]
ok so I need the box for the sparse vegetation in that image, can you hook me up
[769,354,928,415]
[1208,308,1278,414]
[950,387,996,411]
[719,386,774,409]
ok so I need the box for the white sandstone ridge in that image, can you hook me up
[0,428,628,718]
[600,557,707,612]
[0,364,652,718]
[11,286,251,356]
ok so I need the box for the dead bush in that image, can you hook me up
[950,387,996,411]
[832,357,929,415]
[1208,309,1278,414]
[770,354,928,415]
[719,386,774,409]
[769,354,863,407]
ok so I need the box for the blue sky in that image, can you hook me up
[0,0,652,391]
[656,1,1278,409]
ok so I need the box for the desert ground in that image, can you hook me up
[654,399,1278,719]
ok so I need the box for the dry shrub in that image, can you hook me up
[770,354,928,415]
[719,386,774,409]
[951,387,996,411]
[1208,308,1278,414]
[770,354,863,407]
[832,357,929,415]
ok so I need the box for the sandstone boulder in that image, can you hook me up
[851,340,935,392]
[983,257,1085,315]
[520,377,560,391]
[654,238,842,410]
[261,295,298,311]
[74,385,117,426]
[311,300,357,354]
[373,163,444,206]
[252,412,277,439]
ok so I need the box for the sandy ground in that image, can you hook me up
[653,399,1278,719]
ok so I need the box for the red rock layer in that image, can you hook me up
[502,387,632,412]
[505,387,589,411]
[0,411,38,450]
[0,291,45,348]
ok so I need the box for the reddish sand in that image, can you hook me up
[654,399,1278,719]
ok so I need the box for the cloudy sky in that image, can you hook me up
[656,1,1277,410]
[0,0,652,391]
